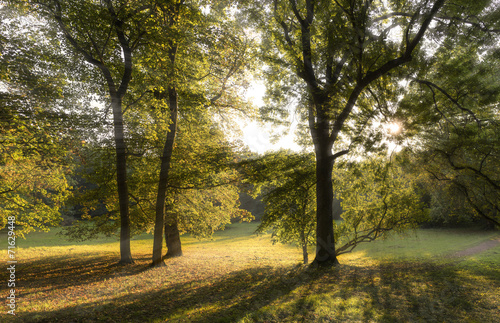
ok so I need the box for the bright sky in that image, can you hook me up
[241,81,301,154]
[241,81,403,155]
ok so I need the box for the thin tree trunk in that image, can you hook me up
[53,0,136,265]
[151,86,178,266]
[111,96,134,265]
[301,231,308,264]
[151,11,181,263]
[302,244,309,264]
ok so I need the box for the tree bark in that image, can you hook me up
[151,85,178,266]
[164,210,183,258]
[301,231,309,264]
[307,97,339,267]
[311,139,339,267]
[112,95,134,265]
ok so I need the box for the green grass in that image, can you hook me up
[1,223,499,322]
[346,228,499,259]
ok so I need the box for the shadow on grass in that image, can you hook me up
[13,254,151,296]
[11,259,500,323]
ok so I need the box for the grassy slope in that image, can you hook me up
[1,223,499,322]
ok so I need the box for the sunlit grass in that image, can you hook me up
[1,223,499,322]
[350,228,499,259]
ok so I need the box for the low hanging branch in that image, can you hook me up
[414,79,482,127]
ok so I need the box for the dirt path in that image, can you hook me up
[452,236,500,258]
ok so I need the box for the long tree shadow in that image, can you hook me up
[10,254,152,296]
[15,265,310,323]
[10,261,500,322]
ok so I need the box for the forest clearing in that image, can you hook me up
[2,222,499,322]
[2,1,500,321]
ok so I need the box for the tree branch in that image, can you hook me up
[435,148,500,191]
[123,90,152,114]
[105,0,134,98]
[330,0,446,143]
[454,181,500,227]
[414,79,481,127]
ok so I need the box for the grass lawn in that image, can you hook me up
[1,223,499,322]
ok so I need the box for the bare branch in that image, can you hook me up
[414,79,481,127]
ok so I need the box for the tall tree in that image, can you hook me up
[246,151,425,264]
[142,0,187,266]
[25,0,153,264]
[140,0,255,266]
[248,0,496,266]
[248,151,316,264]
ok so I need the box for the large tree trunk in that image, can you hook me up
[308,99,339,267]
[312,140,339,267]
[111,96,134,265]
[151,86,178,266]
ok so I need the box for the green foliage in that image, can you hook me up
[415,120,500,228]
[173,184,248,238]
[249,151,316,263]
[161,115,254,238]
[396,31,500,229]
[133,0,257,124]
[248,151,426,261]
[5,0,257,245]
[63,114,251,241]
[0,5,93,236]
[424,184,478,227]
[245,1,499,265]
[333,157,428,255]
[61,146,123,240]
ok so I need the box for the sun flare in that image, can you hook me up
[387,122,402,135]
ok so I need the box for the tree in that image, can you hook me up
[142,0,203,266]
[158,114,253,256]
[61,99,252,258]
[249,151,316,264]
[21,0,255,265]
[247,0,497,266]
[137,0,256,266]
[333,156,427,255]
[247,151,425,264]
[23,0,156,264]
